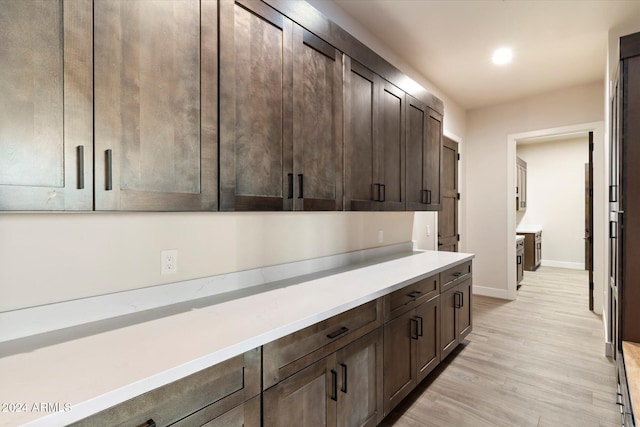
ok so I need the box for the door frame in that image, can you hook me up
[506,122,605,307]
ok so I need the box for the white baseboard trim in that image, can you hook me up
[541,260,585,270]
[473,285,513,300]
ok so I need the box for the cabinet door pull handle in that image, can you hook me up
[416,316,423,337]
[380,184,386,202]
[105,149,113,191]
[427,189,431,205]
[422,189,427,204]
[330,369,338,401]
[340,363,348,393]
[372,183,380,201]
[410,318,419,340]
[326,326,349,339]
[298,174,304,199]
[288,173,293,199]
[454,291,462,309]
[76,145,85,189]
[517,255,522,265]
[136,419,156,427]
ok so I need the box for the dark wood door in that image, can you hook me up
[344,58,378,211]
[292,26,343,211]
[438,137,459,251]
[336,330,383,427]
[94,0,217,211]
[440,286,457,360]
[263,354,336,427]
[378,80,406,211]
[219,0,293,211]
[0,0,93,210]
[415,297,440,383]
[382,309,416,415]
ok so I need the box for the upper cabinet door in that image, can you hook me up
[378,80,406,211]
[406,96,437,211]
[292,27,343,211]
[344,58,379,211]
[219,0,293,211]
[425,108,443,210]
[94,0,218,211]
[0,0,93,210]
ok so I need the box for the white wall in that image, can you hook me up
[517,136,589,269]
[465,82,604,301]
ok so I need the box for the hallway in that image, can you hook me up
[382,267,619,427]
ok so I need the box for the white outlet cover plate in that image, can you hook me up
[161,250,178,275]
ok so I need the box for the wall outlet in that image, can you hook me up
[161,249,178,275]
[426,225,431,237]
[377,229,384,244]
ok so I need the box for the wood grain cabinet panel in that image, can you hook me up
[345,58,406,211]
[94,0,218,211]
[72,348,261,427]
[0,0,93,210]
[264,329,383,427]
[383,296,440,415]
[441,277,472,360]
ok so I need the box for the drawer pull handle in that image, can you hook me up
[407,290,423,299]
[452,272,463,277]
[327,326,349,339]
[340,363,348,393]
[330,369,338,401]
[136,419,156,427]
[410,318,419,340]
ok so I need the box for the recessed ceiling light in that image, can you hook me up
[492,47,513,65]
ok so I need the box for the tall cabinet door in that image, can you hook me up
[292,27,343,211]
[0,0,93,210]
[378,81,406,211]
[405,96,428,211]
[94,0,218,211]
[344,58,379,211]
[219,0,293,211]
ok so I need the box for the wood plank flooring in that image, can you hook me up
[381,267,620,427]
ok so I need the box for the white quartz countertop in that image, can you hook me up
[0,250,473,426]
[516,224,543,234]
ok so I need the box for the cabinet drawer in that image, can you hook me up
[263,299,382,389]
[385,274,439,321]
[440,261,472,291]
[72,349,260,427]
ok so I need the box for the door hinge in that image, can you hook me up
[457,153,460,161]
[457,234,460,242]
[589,282,594,290]
[457,193,461,200]
[589,189,593,197]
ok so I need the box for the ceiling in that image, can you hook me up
[331,0,640,110]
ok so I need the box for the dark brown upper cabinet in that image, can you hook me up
[406,96,442,211]
[220,0,343,211]
[94,0,218,211]
[0,0,93,210]
[292,27,344,211]
[345,58,406,211]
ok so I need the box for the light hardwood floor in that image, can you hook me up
[382,267,620,427]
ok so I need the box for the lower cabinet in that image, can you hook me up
[263,329,384,427]
[383,296,440,415]
[516,238,525,285]
[72,348,261,427]
[441,277,472,360]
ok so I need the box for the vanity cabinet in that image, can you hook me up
[516,157,527,211]
[0,0,93,210]
[344,58,406,211]
[518,231,542,271]
[72,349,261,427]
[517,238,525,285]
